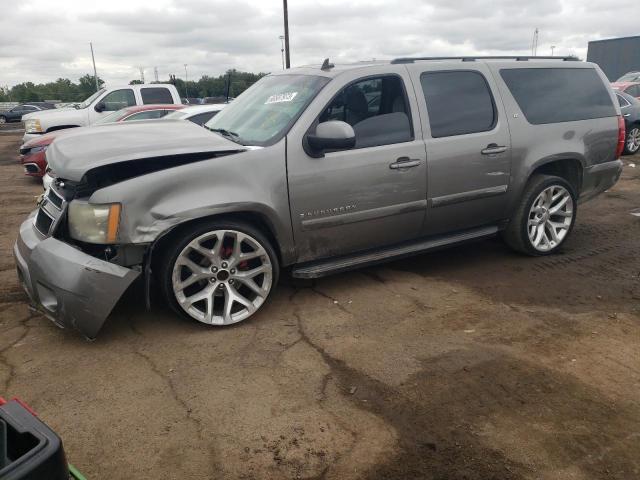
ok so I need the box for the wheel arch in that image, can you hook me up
[46,125,80,133]
[528,157,584,195]
[151,210,285,267]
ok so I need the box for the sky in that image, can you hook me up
[0,0,636,89]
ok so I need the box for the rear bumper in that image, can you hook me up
[580,159,624,202]
[13,213,140,339]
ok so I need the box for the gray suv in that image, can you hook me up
[14,56,624,338]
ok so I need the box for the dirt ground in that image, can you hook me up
[1,131,639,480]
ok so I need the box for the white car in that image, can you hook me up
[21,84,181,144]
[163,104,226,125]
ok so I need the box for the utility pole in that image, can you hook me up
[154,66,159,82]
[139,67,145,83]
[282,0,290,68]
[550,45,556,56]
[531,28,539,56]
[184,64,189,98]
[279,35,285,70]
[89,42,99,92]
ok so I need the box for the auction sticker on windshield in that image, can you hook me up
[265,92,298,104]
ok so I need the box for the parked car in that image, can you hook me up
[20,104,185,178]
[616,91,640,154]
[163,104,226,125]
[611,81,640,98]
[0,103,54,124]
[21,84,181,143]
[14,56,623,338]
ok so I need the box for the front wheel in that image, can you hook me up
[0,116,6,124]
[159,221,279,326]
[503,174,577,256]
[624,125,640,155]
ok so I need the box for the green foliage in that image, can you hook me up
[2,75,105,103]
[1,70,266,103]
[168,69,267,99]
[129,79,144,85]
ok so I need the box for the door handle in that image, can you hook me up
[389,157,421,169]
[481,143,508,155]
[624,113,631,117]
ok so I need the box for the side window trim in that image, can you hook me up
[419,69,498,138]
[307,73,415,151]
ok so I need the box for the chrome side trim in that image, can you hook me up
[431,185,508,208]
[301,199,427,231]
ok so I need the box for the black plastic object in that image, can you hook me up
[0,399,69,480]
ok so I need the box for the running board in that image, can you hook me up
[292,225,499,279]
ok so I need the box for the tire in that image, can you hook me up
[623,125,640,155]
[158,220,279,326]
[0,116,6,124]
[502,174,577,256]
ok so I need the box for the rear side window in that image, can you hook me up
[141,87,174,104]
[420,71,496,138]
[500,68,616,124]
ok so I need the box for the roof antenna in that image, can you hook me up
[321,58,334,70]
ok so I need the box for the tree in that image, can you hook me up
[129,79,143,85]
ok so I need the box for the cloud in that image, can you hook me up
[0,0,637,90]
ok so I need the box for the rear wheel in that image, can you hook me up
[503,174,577,256]
[0,116,6,124]
[624,125,640,155]
[159,220,279,326]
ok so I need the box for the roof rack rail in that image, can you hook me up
[390,56,579,64]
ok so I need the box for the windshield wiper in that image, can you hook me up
[205,126,243,144]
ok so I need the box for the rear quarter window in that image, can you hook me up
[140,87,174,104]
[500,68,616,124]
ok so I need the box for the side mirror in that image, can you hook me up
[306,120,355,155]
[94,102,106,113]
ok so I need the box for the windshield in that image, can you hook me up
[93,108,126,124]
[204,74,330,146]
[163,110,189,120]
[78,88,106,109]
[617,73,640,83]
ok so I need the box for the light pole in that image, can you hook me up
[89,42,99,92]
[282,0,290,68]
[279,35,285,70]
[184,64,189,98]
[551,45,556,56]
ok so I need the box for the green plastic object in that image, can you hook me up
[69,463,88,480]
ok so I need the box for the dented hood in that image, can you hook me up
[47,119,244,182]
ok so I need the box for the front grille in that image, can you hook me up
[34,209,54,235]
[33,184,67,237]
[47,188,63,209]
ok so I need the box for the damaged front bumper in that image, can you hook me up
[13,212,140,339]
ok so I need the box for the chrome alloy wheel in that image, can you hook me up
[527,185,574,252]
[627,127,640,153]
[171,229,273,325]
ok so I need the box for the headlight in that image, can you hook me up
[68,201,121,244]
[25,119,43,133]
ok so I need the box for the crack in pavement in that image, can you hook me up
[0,311,40,392]
[127,319,221,476]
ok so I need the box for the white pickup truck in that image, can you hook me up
[21,84,181,144]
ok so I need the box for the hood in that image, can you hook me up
[22,107,77,121]
[47,119,244,182]
[22,129,68,148]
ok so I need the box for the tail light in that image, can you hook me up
[616,115,625,158]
